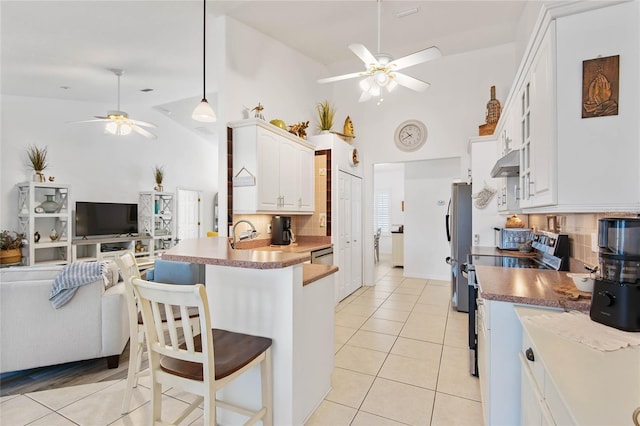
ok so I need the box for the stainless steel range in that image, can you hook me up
[465,230,569,376]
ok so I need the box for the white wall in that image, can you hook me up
[404,158,461,280]
[328,43,518,284]
[216,16,331,235]
[0,95,218,233]
[469,136,504,247]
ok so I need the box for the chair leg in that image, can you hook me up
[121,336,144,414]
[151,378,163,424]
[261,348,274,426]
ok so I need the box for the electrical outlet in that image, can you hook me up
[267,224,272,234]
[319,213,326,227]
[591,232,598,252]
[474,234,480,245]
[319,168,326,176]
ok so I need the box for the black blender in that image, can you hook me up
[590,217,640,331]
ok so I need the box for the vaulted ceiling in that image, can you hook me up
[1,1,528,124]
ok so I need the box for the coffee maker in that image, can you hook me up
[271,216,293,245]
[590,217,640,331]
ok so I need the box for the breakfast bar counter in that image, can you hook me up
[163,237,337,425]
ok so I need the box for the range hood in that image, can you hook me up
[490,150,520,177]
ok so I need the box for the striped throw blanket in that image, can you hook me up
[49,262,107,309]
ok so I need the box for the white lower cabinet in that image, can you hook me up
[477,298,525,426]
[391,233,404,267]
[520,322,577,425]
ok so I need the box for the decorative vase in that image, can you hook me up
[33,171,46,182]
[40,194,59,213]
[49,228,58,241]
[34,231,41,243]
[0,248,22,265]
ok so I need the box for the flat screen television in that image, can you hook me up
[75,202,138,238]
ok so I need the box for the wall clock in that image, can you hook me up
[394,119,427,152]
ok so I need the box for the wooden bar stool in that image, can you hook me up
[131,278,273,425]
[115,253,199,415]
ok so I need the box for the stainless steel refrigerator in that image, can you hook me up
[445,182,472,312]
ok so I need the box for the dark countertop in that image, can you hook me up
[475,265,591,313]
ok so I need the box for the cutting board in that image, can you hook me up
[553,284,592,301]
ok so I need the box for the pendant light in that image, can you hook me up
[192,0,216,122]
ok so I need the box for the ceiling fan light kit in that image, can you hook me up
[71,68,157,139]
[192,0,216,123]
[317,0,441,103]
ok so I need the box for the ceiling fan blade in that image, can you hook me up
[349,43,379,67]
[132,124,157,139]
[391,46,442,71]
[318,71,366,84]
[392,72,431,92]
[129,118,157,128]
[68,118,109,124]
[358,91,373,103]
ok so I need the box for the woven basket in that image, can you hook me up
[0,248,22,265]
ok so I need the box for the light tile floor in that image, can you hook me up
[0,256,482,425]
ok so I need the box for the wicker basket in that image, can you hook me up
[0,248,22,265]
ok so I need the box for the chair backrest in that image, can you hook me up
[131,278,214,381]
[115,253,143,335]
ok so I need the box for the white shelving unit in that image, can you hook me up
[72,236,152,264]
[17,182,72,266]
[138,191,175,257]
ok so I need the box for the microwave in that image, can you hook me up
[494,227,532,250]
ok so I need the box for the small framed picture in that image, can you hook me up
[547,215,557,232]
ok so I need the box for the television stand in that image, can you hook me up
[72,236,152,262]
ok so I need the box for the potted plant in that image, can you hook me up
[27,145,48,182]
[316,100,336,133]
[0,230,25,265]
[153,165,164,192]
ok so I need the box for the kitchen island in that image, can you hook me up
[162,237,338,425]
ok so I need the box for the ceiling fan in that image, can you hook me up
[73,69,157,139]
[317,0,441,103]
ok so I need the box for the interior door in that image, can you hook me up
[337,171,351,302]
[350,175,363,294]
[176,188,202,242]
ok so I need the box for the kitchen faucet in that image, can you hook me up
[231,220,259,249]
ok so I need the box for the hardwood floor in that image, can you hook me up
[0,341,142,397]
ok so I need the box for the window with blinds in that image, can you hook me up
[374,190,390,233]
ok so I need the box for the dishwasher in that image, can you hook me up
[310,247,334,265]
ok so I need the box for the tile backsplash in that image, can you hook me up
[528,212,638,269]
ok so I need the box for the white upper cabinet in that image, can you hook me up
[230,119,315,214]
[496,1,639,213]
[520,23,556,209]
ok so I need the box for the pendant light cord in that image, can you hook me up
[202,0,206,100]
[117,73,121,111]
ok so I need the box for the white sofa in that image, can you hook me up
[0,265,129,373]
